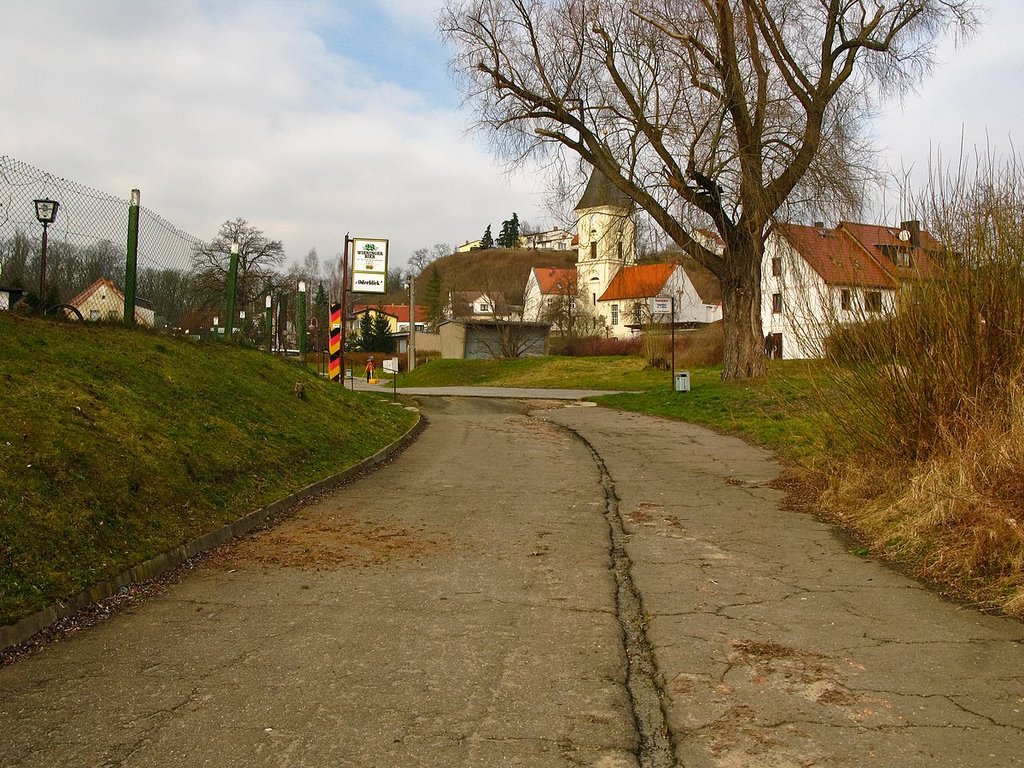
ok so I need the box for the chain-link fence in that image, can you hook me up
[2,157,333,355]
[0,155,210,332]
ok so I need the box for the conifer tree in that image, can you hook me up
[497,212,520,248]
[425,265,444,329]
[478,224,494,250]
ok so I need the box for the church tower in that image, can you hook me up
[574,169,636,310]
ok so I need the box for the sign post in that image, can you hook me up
[328,302,342,382]
[656,294,676,387]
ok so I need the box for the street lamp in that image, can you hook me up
[33,198,59,304]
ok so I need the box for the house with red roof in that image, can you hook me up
[523,267,579,328]
[350,303,428,336]
[762,219,944,359]
[597,261,722,338]
[68,278,155,327]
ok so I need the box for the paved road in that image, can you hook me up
[1,396,1023,767]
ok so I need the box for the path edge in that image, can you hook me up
[1,414,424,651]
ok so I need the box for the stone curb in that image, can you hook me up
[1,414,424,652]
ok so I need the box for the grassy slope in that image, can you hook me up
[0,314,416,626]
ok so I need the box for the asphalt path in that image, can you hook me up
[1,393,1022,767]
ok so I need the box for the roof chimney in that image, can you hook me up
[900,220,921,248]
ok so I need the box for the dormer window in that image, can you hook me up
[880,244,912,268]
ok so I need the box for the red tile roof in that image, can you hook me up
[353,304,428,323]
[532,267,578,294]
[599,263,677,301]
[775,223,898,289]
[839,221,943,281]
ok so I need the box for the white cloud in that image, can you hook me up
[872,0,1024,211]
[0,0,549,272]
[4,0,1016,275]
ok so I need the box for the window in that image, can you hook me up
[840,289,852,311]
[590,241,597,260]
[611,304,619,325]
[478,302,491,313]
[89,309,101,321]
[632,303,643,324]
[881,244,912,267]
[771,256,782,276]
[617,241,623,260]
[865,291,882,313]
[771,292,782,314]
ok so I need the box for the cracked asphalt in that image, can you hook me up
[1,396,1023,767]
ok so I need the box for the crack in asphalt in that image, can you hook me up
[555,422,676,768]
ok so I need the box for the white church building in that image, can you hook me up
[523,169,722,337]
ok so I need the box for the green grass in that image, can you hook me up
[0,314,416,626]
[401,356,827,464]
[400,355,669,390]
[594,361,829,465]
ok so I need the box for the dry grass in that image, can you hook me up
[813,156,1024,617]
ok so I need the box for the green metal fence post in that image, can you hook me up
[224,240,239,340]
[297,281,307,358]
[123,189,140,324]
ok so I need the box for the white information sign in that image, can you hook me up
[351,237,389,294]
[653,296,672,313]
[382,358,399,373]
[352,274,387,292]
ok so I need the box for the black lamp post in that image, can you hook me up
[33,198,59,303]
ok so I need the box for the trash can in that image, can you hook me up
[674,370,691,392]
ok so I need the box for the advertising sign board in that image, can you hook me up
[351,238,388,294]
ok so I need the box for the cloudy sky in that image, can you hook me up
[1,1,1020,272]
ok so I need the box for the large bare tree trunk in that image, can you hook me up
[720,241,767,381]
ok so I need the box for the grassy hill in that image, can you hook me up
[0,314,417,626]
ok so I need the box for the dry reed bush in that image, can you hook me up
[815,155,1024,616]
[826,384,1024,614]
[676,321,724,368]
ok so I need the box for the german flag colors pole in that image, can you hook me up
[329,302,342,382]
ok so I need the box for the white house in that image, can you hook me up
[446,291,510,320]
[597,262,722,338]
[519,228,575,251]
[523,266,578,324]
[67,278,155,327]
[761,220,943,359]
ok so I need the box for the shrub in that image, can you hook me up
[815,154,1024,615]
[553,335,640,357]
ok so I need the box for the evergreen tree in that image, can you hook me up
[358,312,374,352]
[497,212,520,248]
[425,265,444,329]
[313,281,329,350]
[478,224,494,250]
[370,311,396,353]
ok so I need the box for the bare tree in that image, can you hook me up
[192,218,286,312]
[409,243,452,275]
[440,0,977,379]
